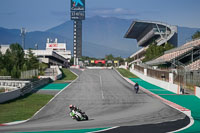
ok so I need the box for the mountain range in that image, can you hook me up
[0,16,200,58]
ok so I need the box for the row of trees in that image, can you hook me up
[0,43,44,78]
[142,43,174,62]
[192,31,200,40]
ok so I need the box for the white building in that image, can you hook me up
[0,45,9,54]
[46,38,71,59]
[25,38,71,67]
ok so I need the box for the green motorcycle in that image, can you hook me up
[70,110,89,121]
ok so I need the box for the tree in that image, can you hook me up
[0,68,9,76]
[22,63,28,71]
[105,54,114,60]
[143,43,174,62]
[164,43,174,51]
[192,31,200,40]
[9,43,25,69]
[11,65,20,78]
[26,49,39,70]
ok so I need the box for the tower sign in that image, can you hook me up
[71,0,85,65]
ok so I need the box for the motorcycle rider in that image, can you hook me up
[134,82,139,93]
[69,105,75,119]
[69,105,82,119]
[69,105,82,113]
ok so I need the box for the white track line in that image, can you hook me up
[99,75,104,100]
[170,116,194,133]
[87,126,119,133]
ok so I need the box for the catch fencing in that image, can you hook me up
[134,65,200,87]
[20,69,38,79]
[174,69,200,87]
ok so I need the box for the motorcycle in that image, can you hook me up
[70,110,89,121]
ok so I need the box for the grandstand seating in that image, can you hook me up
[146,39,200,65]
[186,59,200,71]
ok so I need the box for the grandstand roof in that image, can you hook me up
[124,20,177,47]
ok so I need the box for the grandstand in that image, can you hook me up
[124,20,177,64]
[146,38,200,71]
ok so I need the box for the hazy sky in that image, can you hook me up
[0,0,200,31]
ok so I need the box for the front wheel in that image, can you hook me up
[85,115,88,120]
[75,116,81,121]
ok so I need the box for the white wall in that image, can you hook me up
[130,66,179,94]
[40,66,62,81]
[195,86,200,98]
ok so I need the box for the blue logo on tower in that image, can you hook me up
[71,0,85,11]
[72,0,83,7]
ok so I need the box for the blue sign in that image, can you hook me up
[71,0,85,11]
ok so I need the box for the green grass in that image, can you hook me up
[117,68,138,78]
[54,68,77,83]
[0,93,53,123]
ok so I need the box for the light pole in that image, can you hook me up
[20,28,26,49]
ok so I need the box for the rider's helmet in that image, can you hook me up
[69,104,74,110]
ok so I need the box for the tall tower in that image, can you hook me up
[71,0,85,65]
[21,28,26,49]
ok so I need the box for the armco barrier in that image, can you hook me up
[0,78,50,103]
[0,89,21,103]
[20,78,50,95]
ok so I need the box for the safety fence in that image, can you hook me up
[134,65,144,74]
[134,65,170,82]
[20,69,38,79]
[147,68,170,82]
[134,65,200,87]
[0,76,11,79]
[174,70,200,87]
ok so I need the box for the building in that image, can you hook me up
[146,38,200,71]
[124,20,178,64]
[0,45,9,54]
[46,38,71,60]
[25,38,71,67]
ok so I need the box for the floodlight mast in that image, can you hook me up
[21,28,26,49]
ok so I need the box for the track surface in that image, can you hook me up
[0,69,187,133]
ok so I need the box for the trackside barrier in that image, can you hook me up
[0,80,30,88]
[0,78,50,103]
[0,89,21,104]
[195,86,200,98]
[50,66,62,80]
[39,66,62,81]
[86,67,112,69]
[130,65,179,94]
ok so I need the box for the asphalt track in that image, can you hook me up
[0,69,189,133]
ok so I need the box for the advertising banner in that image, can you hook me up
[71,0,85,11]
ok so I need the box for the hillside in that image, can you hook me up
[0,16,200,57]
